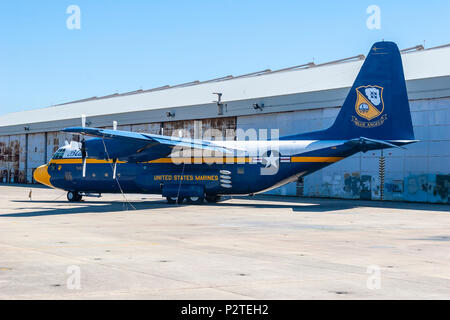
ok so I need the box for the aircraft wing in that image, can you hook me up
[62,127,238,162]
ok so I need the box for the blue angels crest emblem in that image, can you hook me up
[352,85,388,128]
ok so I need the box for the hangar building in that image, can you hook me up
[0,44,449,203]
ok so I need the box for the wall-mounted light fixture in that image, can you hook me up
[24,126,30,131]
[213,93,226,115]
[253,103,264,111]
[166,111,175,118]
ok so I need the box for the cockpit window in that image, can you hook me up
[52,148,65,159]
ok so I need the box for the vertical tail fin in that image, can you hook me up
[284,41,415,141]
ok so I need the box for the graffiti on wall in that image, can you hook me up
[303,172,449,203]
[405,174,449,203]
[435,175,450,202]
[341,173,374,200]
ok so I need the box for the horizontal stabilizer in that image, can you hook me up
[345,137,418,152]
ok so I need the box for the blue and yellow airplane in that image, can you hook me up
[34,42,417,204]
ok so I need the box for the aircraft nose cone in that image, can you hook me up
[33,165,53,187]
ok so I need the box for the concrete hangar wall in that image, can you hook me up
[0,44,449,203]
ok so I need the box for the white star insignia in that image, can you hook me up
[264,153,279,168]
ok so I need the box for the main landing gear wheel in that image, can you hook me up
[166,196,184,204]
[67,191,82,202]
[186,196,205,205]
[205,195,221,203]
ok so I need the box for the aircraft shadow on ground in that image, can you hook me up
[2,196,447,217]
[0,192,450,217]
[3,199,354,217]
[3,184,448,216]
[2,200,168,217]
[246,195,450,213]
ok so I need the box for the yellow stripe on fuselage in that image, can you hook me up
[290,157,344,163]
[50,157,254,164]
[49,156,344,165]
[50,159,125,164]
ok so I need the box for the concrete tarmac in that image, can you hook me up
[0,184,449,299]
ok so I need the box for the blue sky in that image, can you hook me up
[0,0,449,116]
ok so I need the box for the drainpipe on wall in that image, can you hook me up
[44,132,48,164]
[25,133,28,184]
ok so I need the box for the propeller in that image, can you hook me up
[80,114,87,178]
[112,159,117,179]
[81,139,87,177]
[111,121,118,179]
[77,116,118,180]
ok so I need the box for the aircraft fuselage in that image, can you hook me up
[34,140,357,196]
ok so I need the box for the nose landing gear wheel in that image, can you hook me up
[186,196,204,205]
[67,191,82,202]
